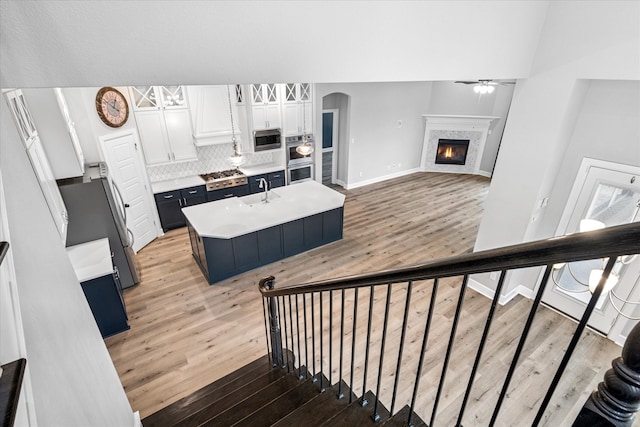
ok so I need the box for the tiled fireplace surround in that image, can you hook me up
[146,143,275,182]
[421,115,498,175]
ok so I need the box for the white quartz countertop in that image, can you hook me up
[240,162,286,176]
[66,238,113,283]
[152,175,206,194]
[182,181,346,239]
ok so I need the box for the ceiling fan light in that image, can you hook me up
[487,85,495,94]
[474,85,481,94]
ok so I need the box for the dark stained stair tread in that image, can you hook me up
[381,405,428,427]
[230,373,329,426]
[141,353,280,426]
[271,380,357,427]
[319,390,391,427]
[175,367,290,426]
[196,368,308,426]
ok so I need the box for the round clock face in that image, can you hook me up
[96,87,129,128]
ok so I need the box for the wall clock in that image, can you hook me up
[96,87,129,128]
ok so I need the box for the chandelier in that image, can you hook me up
[551,219,639,319]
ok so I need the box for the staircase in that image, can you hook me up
[141,353,427,427]
[143,223,640,426]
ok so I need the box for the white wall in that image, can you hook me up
[0,1,549,88]
[473,1,640,298]
[63,87,140,163]
[315,82,431,187]
[0,100,134,425]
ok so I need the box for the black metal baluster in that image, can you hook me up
[262,296,272,366]
[408,278,439,427]
[390,281,413,416]
[532,257,618,426]
[373,284,393,422]
[455,270,507,426]
[288,295,296,372]
[338,289,346,399]
[295,295,303,380]
[303,293,309,379]
[281,296,290,372]
[311,292,316,381]
[349,288,359,404]
[277,296,288,370]
[489,265,553,425]
[362,285,375,406]
[329,290,333,386]
[320,291,324,391]
[431,275,469,426]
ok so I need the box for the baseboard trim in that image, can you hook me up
[468,278,534,305]
[133,411,141,427]
[346,168,421,190]
[476,169,493,178]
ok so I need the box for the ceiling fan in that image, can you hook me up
[455,79,515,94]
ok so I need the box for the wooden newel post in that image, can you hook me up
[262,276,284,368]
[573,321,640,427]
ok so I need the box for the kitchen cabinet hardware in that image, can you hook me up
[154,185,207,231]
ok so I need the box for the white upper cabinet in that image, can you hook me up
[129,86,197,166]
[4,89,68,243]
[20,88,85,179]
[281,83,313,136]
[5,89,38,148]
[250,84,281,130]
[185,85,245,146]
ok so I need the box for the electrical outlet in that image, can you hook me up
[397,120,402,128]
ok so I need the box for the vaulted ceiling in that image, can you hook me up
[0,1,550,88]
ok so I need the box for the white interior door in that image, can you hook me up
[542,160,640,335]
[100,131,158,252]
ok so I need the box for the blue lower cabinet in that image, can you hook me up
[258,226,284,264]
[283,219,304,257]
[207,185,249,202]
[81,273,130,338]
[189,207,344,285]
[304,213,324,249]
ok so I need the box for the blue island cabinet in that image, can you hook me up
[188,207,344,284]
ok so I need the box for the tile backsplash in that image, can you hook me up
[147,143,274,182]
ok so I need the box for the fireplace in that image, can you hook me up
[435,139,469,165]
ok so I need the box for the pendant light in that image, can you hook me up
[296,95,314,156]
[550,216,640,320]
[227,85,244,167]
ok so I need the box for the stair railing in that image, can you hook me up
[259,222,640,426]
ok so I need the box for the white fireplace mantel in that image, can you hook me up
[420,115,500,175]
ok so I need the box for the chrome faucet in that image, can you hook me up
[259,178,269,203]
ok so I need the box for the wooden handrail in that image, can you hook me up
[259,222,640,297]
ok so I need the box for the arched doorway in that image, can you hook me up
[321,93,350,188]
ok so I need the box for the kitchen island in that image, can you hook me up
[182,180,345,284]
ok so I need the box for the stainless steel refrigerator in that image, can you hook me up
[59,162,140,288]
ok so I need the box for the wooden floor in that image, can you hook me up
[106,172,622,426]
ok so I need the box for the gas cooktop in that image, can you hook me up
[200,169,248,191]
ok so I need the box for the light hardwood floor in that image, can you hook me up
[106,173,623,426]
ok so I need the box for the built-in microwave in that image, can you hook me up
[286,134,314,165]
[288,163,314,184]
[253,129,281,152]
